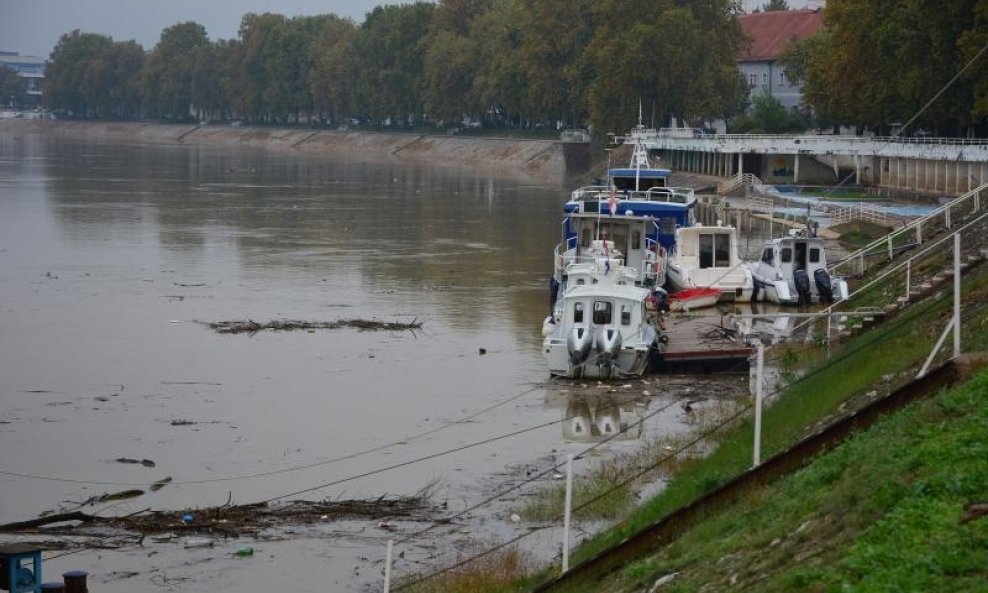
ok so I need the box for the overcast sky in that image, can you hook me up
[0,0,395,58]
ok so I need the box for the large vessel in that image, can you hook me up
[549,116,695,308]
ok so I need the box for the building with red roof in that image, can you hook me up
[737,8,824,110]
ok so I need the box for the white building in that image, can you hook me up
[737,9,823,111]
[0,51,45,106]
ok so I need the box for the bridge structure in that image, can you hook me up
[633,128,988,195]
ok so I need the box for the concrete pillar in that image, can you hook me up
[935,160,940,192]
[969,162,973,192]
[738,153,744,176]
[794,153,801,184]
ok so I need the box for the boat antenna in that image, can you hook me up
[632,100,648,192]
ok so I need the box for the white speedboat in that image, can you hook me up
[543,275,659,380]
[749,232,849,305]
[666,222,754,302]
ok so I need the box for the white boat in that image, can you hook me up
[667,287,723,312]
[543,270,659,379]
[749,232,849,305]
[666,222,754,302]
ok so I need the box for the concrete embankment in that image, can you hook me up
[0,119,581,181]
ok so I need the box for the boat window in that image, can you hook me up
[573,302,584,323]
[781,247,793,263]
[699,233,731,269]
[621,304,632,325]
[809,248,821,263]
[699,234,713,268]
[592,301,612,324]
[581,227,592,248]
[659,217,677,234]
[576,279,585,285]
[714,233,730,267]
[761,248,773,264]
[632,230,641,250]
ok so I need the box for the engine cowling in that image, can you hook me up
[793,269,811,307]
[567,327,593,367]
[814,268,834,303]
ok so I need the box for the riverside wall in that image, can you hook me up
[0,119,580,181]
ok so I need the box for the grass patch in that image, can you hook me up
[832,220,895,250]
[397,547,533,593]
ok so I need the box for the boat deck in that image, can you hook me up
[652,311,752,373]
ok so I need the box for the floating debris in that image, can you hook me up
[114,458,156,468]
[0,495,437,537]
[205,318,422,335]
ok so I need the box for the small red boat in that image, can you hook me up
[668,287,722,312]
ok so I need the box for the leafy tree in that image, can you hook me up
[0,65,28,109]
[470,0,528,127]
[190,40,233,121]
[84,40,144,118]
[144,22,210,119]
[798,0,987,135]
[730,93,808,133]
[352,3,435,121]
[422,0,491,123]
[587,0,746,135]
[309,19,359,124]
[763,0,790,11]
[44,30,114,116]
[515,0,594,127]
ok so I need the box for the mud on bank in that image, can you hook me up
[0,119,573,181]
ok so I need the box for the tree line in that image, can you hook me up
[39,0,988,137]
[784,0,988,136]
[42,0,746,134]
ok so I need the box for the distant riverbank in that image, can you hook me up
[0,119,581,181]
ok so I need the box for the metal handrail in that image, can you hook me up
[830,182,988,275]
[793,209,988,335]
[655,128,988,147]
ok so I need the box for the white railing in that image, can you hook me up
[570,186,695,208]
[830,182,988,275]
[716,173,763,195]
[831,204,888,226]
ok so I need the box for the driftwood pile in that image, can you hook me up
[0,496,435,538]
[206,318,422,334]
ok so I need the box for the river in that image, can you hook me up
[0,134,742,591]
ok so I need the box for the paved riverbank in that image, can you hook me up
[0,119,572,181]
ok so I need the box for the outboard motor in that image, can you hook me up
[594,328,623,369]
[814,268,834,303]
[793,269,811,307]
[567,327,593,369]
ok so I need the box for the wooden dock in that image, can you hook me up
[652,310,752,373]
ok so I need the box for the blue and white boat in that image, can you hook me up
[542,116,691,378]
[549,117,696,307]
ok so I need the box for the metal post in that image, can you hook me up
[946,205,951,229]
[562,454,574,574]
[906,259,911,299]
[954,233,961,358]
[384,540,393,593]
[753,342,764,468]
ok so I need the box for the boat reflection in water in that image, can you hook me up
[562,393,650,443]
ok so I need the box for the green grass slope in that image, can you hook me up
[600,367,988,593]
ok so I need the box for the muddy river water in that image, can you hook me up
[0,134,751,591]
